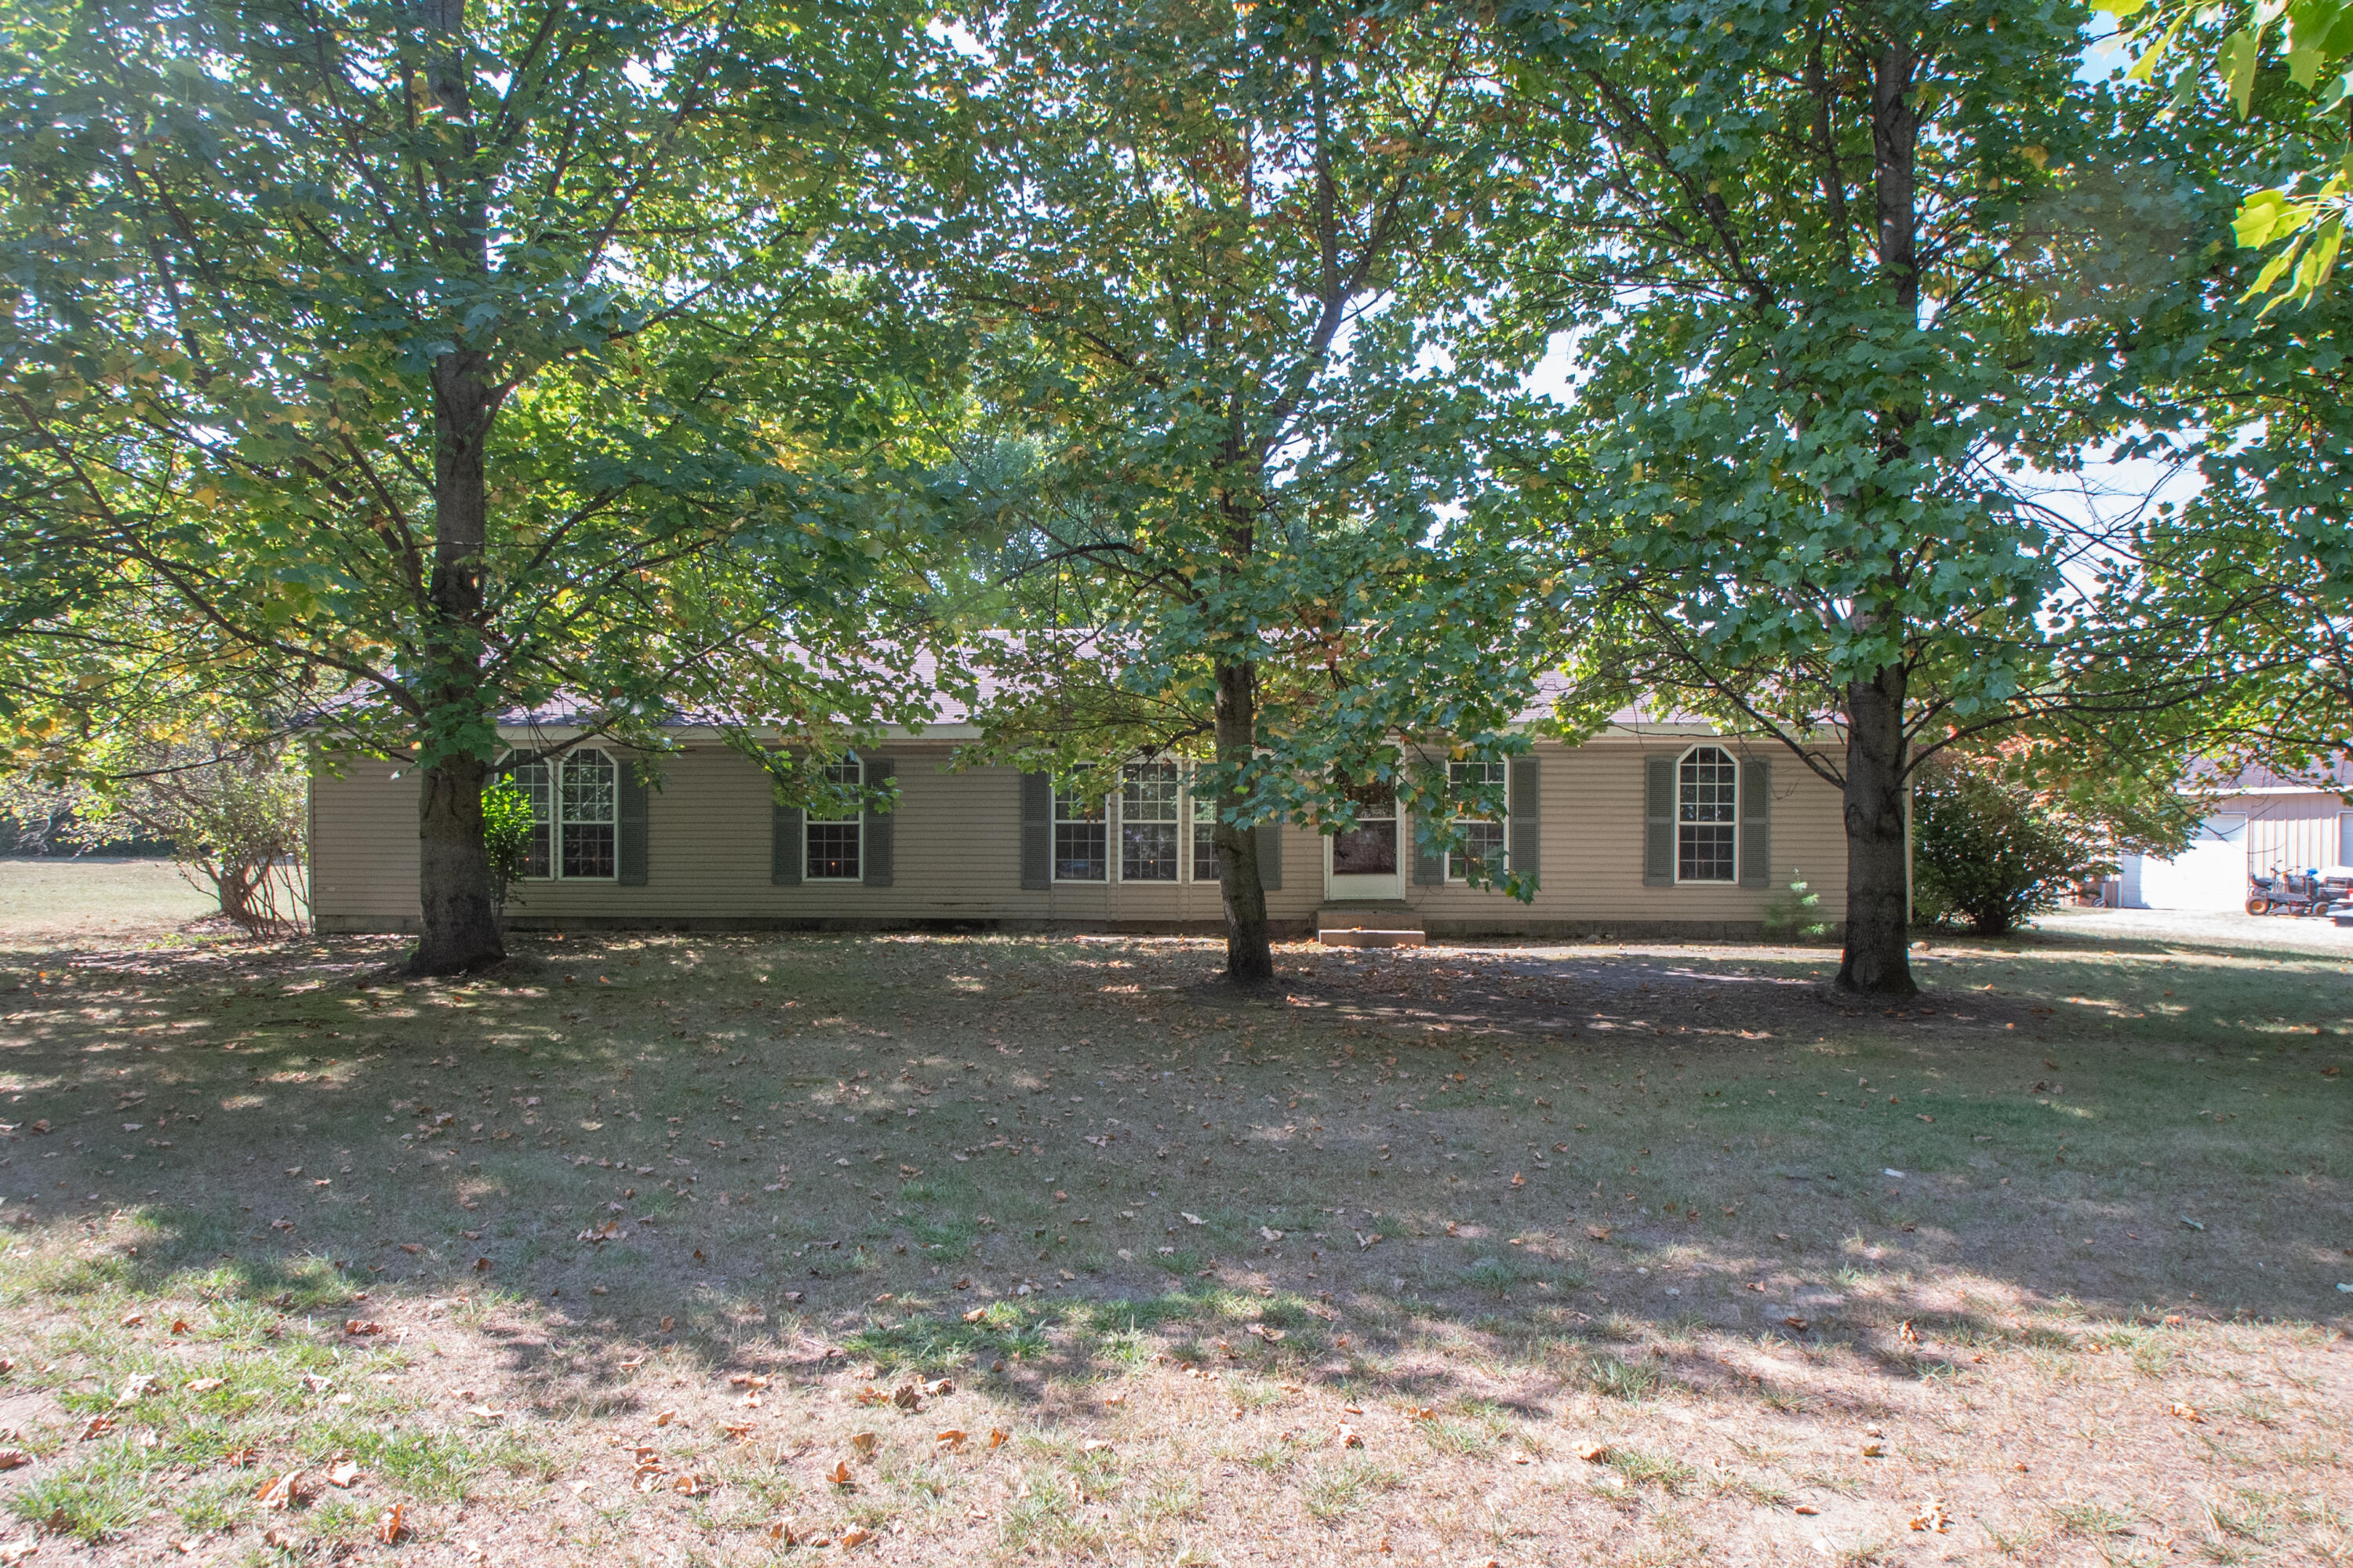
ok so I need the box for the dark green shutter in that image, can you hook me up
[862,757,896,888]
[1740,756,1771,888]
[1256,820,1282,891]
[1508,756,1540,885]
[1020,773,1052,890]
[1413,816,1446,885]
[1644,755,1674,886]
[616,761,649,886]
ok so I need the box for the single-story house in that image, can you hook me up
[307,695,1853,940]
[2117,759,2353,912]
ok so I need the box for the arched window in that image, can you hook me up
[507,748,617,880]
[1676,745,1738,883]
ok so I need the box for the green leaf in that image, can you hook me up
[2234,187,2302,247]
[2093,0,2151,16]
[2220,27,2262,115]
[2238,233,2308,303]
[2293,215,2344,295]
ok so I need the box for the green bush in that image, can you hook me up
[481,780,536,915]
[1911,758,2097,936]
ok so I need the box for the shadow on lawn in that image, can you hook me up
[2,926,2345,1439]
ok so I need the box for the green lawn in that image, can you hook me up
[0,857,213,948]
[0,893,2344,1565]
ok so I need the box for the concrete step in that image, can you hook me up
[1316,901,1426,948]
[1318,927,1427,948]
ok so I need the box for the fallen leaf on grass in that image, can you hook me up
[962,1308,987,1323]
[727,1373,770,1388]
[1336,1425,1362,1449]
[893,1384,922,1410]
[119,1310,145,1327]
[722,1421,754,1439]
[0,1450,27,1471]
[671,1472,710,1496]
[1793,1503,1820,1515]
[325,1458,362,1488]
[766,1521,800,1545]
[78,1417,115,1441]
[987,1428,1009,1450]
[1577,1442,1606,1462]
[828,1460,855,1487]
[464,1404,506,1422]
[653,1410,677,1427]
[2170,1403,2202,1422]
[1181,1213,1204,1226]
[257,1470,307,1510]
[343,1319,384,1337]
[221,1446,256,1468]
[839,1528,875,1548]
[1908,1497,1951,1533]
[936,1429,968,1450]
[1784,1316,1809,1331]
[925,1377,955,1397]
[115,1373,159,1406]
[373,1504,406,1544]
[184,1377,225,1393]
[849,1432,878,1457]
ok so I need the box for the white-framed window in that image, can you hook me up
[1191,799,1225,882]
[1676,744,1738,883]
[508,747,617,880]
[1447,759,1507,882]
[1053,777,1109,882]
[1120,760,1181,882]
[806,753,863,880]
[1053,759,1225,884]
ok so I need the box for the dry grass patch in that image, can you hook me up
[0,888,2344,1563]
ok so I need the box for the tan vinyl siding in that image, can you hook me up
[308,735,1849,935]
[310,742,1318,932]
[1397,739,1846,931]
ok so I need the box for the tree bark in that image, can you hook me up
[1827,32,1922,999]
[1212,658,1275,984]
[1836,666,1915,995]
[415,750,503,970]
[406,0,506,975]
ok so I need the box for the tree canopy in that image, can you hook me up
[0,0,960,969]
[915,0,1558,979]
[1493,0,2261,992]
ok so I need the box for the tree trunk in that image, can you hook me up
[406,0,505,975]
[1213,658,1275,984]
[1837,667,1915,995]
[414,751,504,970]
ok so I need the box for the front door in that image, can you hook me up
[1326,782,1403,900]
